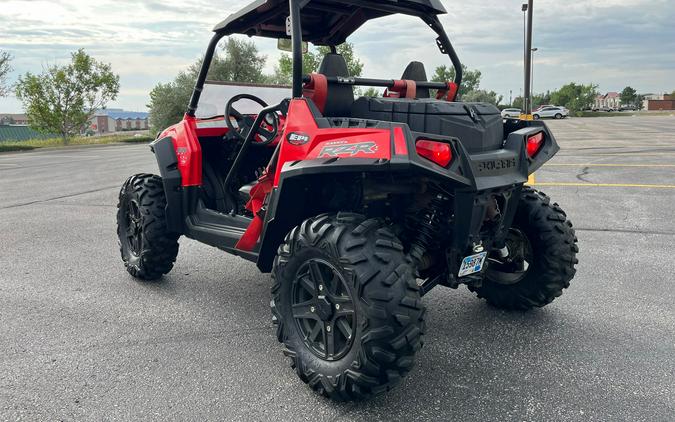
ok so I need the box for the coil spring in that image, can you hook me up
[409,189,450,267]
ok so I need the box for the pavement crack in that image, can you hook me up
[575,166,591,183]
[0,185,120,210]
[575,227,675,236]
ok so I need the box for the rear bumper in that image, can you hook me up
[257,121,559,271]
[275,121,558,192]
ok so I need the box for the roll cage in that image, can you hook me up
[187,0,463,116]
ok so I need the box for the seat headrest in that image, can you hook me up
[401,61,430,98]
[316,53,354,117]
[319,53,350,77]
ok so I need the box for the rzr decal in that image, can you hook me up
[287,132,311,145]
[319,142,378,158]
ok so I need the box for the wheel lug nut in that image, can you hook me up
[318,285,323,291]
[310,306,315,312]
[326,325,331,332]
[335,304,340,310]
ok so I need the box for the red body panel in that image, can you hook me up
[161,114,285,188]
[273,99,394,186]
[159,100,411,251]
[159,114,202,187]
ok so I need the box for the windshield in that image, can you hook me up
[196,82,292,118]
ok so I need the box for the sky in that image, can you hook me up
[0,0,674,112]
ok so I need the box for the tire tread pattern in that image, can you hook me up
[469,187,579,310]
[271,213,425,400]
[116,173,179,280]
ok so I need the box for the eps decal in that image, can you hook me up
[287,132,311,145]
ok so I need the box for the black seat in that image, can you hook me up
[318,53,354,117]
[401,61,430,99]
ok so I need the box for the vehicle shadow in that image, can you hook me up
[154,251,668,421]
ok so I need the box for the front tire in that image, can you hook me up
[271,213,425,400]
[116,174,180,280]
[533,114,541,120]
[470,187,578,310]
[554,113,563,119]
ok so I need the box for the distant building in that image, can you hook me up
[89,109,149,134]
[0,113,29,125]
[643,94,675,111]
[594,92,621,110]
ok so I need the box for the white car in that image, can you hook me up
[501,108,522,119]
[533,106,569,119]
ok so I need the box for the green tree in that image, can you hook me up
[510,92,550,111]
[148,39,267,131]
[15,49,120,144]
[213,38,267,83]
[361,87,382,98]
[532,91,551,109]
[620,86,637,106]
[0,51,12,97]
[431,64,481,97]
[636,94,645,110]
[669,90,675,99]
[271,43,363,85]
[148,72,195,134]
[550,83,599,112]
[462,89,503,106]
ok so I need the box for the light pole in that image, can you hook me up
[522,3,528,113]
[531,47,538,108]
[523,1,534,117]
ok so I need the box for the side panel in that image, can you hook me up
[273,99,394,186]
[159,115,202,187]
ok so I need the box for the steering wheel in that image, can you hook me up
[225,94,279,146]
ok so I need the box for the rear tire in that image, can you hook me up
[116,174,180,280]
[554,113,563,119]
[271,213,425,400]
[470,187,578,310]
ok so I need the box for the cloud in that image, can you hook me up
[1,0,674,112]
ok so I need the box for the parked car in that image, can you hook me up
[619,105,637,111]
[533,104,555,112]
[501,108,522,119]
[533,106,569,119]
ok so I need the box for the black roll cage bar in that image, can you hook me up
[187,1,463,117]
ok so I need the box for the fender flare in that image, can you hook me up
[150,137,184,233]
[256,158,401,272]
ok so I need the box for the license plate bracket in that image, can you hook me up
[458,252,488,277]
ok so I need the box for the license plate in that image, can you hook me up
[458,252,488,277]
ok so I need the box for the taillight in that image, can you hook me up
[416,140,453,167]
[526,132,544,158]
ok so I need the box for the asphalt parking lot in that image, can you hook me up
[1,115,674,421]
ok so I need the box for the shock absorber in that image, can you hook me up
[408,188,451,269]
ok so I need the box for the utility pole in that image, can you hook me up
[523,0,534,118]
[531,47,538,108]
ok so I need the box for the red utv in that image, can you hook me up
[117,0,578,400]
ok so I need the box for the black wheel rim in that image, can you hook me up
[291,259,357,361]
[487,228,533,285]
[124,199,143,256]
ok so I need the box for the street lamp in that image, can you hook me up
[522,3,528,112]
[522,1,534,116]
[531,47,538,106]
